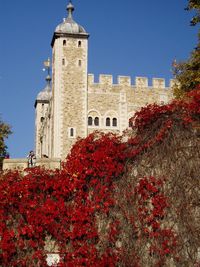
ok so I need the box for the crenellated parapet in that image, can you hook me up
[99,74,113,85]
[31,1,179,167]
[118,76,131,86]
[88,74,175,90]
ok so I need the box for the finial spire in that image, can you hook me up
[67,0,74,19]
[43,58,51,86]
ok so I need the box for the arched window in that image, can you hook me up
[40,117,45,123]
[78,40,82,47]
[70,128,74,137]
[88,116,93,126]
[78,60,82,67]
[106,117,110,127]
[63,40,66,46]
[94,117,99,126]
[112,118,117,127]
[62,58,65,66]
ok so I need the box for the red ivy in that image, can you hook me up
[0,88,199,266]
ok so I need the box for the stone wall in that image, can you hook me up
[87,74,174,133]
[3,158,61,171]
[51,36,88,159]
[36,73,174,161]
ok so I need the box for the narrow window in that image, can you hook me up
[78,40,82,47]
[68,127,76,138]
[63,40,66,46]
[78,60,82,67]
[41,117,45,123]
[112,118,117,127]
[94,117,99,126]
[70,128,74,137]
[106,117,110,127]
[62,58,65,66]
[88,116,93,126]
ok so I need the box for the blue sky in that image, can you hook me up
[0,0,198,158]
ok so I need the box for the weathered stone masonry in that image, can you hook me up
[34,2,174,161]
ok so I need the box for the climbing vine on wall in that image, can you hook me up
[0,87,200,266]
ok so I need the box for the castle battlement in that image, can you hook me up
[33,2,176,162]
[88,74,176,89]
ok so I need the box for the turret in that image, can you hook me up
[35,58,52,158]
[51,1,89,158]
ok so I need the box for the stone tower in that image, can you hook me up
[51,1,89,158]
[34,66,52,158]
[3,1,174,171]
[33,1,173,163]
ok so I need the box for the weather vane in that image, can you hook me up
[43,58,51,85]
[43,57,51,76]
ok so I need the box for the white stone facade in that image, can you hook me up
[35,3,174,160]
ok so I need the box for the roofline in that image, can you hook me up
[34,99,49,108]
[51,32,89,47]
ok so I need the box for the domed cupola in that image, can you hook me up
[36,76,52,102]
[35,65,52,108]
[51,1,89,47]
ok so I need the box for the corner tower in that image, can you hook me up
[34,59,52,159]
[51,1,89,158]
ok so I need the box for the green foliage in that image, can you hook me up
[0,118,11,168]
[186,0,200,26]
[173,42,200,98]
[172,1,200,98]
